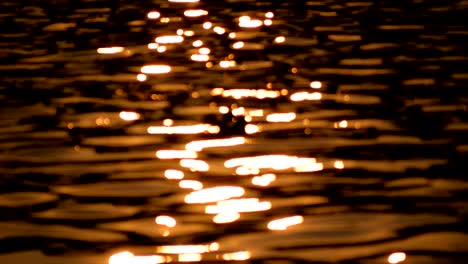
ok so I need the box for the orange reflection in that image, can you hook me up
[388,252,406,264]
[164,169,184,179]
[155,215,177,228]
[274,36,286,43]
[180,159,210,172]
[156,150,197,159]
[265,12,274,18]
[192,40,203,47]
[157,46,167,53]
[109,251,134,264]
[155,35,184,44]
[252,173,276,186]
[198,47,210,55]
[245,124,261,134]
[213,212,240,224]
[169,0,199,2]
[157,244,214,254]
[202,22,212,29]
[136,73,147,81]
[205,198,271,214]
[238,16,262,28]
[185,186,245,204]
[147,124,220,134]
[191,54,209,62]
[184,9,208,17]
[217,88,280,99]
[225,155,318,171]
[266,112,296,123]
[185,137,246,151]
[119,111,140,121]
[109,251,166,264]
[290,91,322,101]
[97,47,124,54]
[179,180,203,190]
[268,215,304,230]
[334,160,344,169]
[232,41,244,49]
[222,251,251,261]
[310,81,322,89]
[263,19,273,26]
[294,162,324,172]
[141,65,171,74]
[147,11,161,19]
[213,26,225,34]
[179,254,201,262]
[219,60,236,68]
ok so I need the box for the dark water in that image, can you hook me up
[0,0,467,263]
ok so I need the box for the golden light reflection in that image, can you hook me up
[163,119,174,126]
[335,120,348,128]
[213,212,240,223]
[266,112,296,123]
[177,29,184,35]
[157,46,167,53]
[169,0,199,2]
[229,32,236,38]
[155,35,184,44]
[225,155,318,171]
[155,215,177,228]
[294,162,324,172]
[290,91,322,101]
[205,198,271,214]
[219,60,236,68]
[109,252,166,264]
[252,173,276,186]
[147,124,220,134]
[179,180,203,190]
[192,40,203,47]
[185,137,246,151]
[265,12,274,18]
[238,16,263,28]
[97,47,124,54]
[232,41,244,49]
[156,150,197,159]
[179,254,201,262]
[202,22,212,29]
[184,9,208,17]
[268,215,304,230]
[334,160,344,169]
[198,47,210,54]
[141,65,171,74]
[218,88,280,99]
[263,19,273,26]
[137,73,147,82]
[158,245,210,254]
[213,26,225,34]
[245,124,261,134]
[184,30,194,37]
[164,169,185,179]
[191,54,209,62]
[109,251,134,264]
[180,159,210,172]
[235,166,260,175]
[231,107,245,116]
[147,11,161,19]
[310,81,322,89]
[388,252,406,264]
[184,186,245,204]
[222,251,251,261]
[119,111,140,121]
[218,106,229,114]
[274,36,286,43]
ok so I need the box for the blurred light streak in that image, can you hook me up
[202,22,212,29]
[156,150,197,159]
[184,9,208,17]
[222,251,251,261]
[147,11,161,19]
[185,137,246,151]
[179,180,203,190]
[233,41,244,49]
[164,169,184,179]
[155,215,177,228]
[268,215,304,230]
[266,112,296,123]
[213,212,240,223]
[178,254,201,262]
[388,252,406,264]
[180,159,210,171]
[155,35,184,44]
[147,124,219,134]
[274,36,286,43]
[137,73,147,81]
[310,81,322,89]
[119,111,140,121]
[184,186,245,204]
[141,65,171,74]
[252,174,276,186]
[97,47,124,54]
[205,198,271,214]
[290,92,322,101]
[334,160,344,169]
[191,54,209,61]
[192,40,203,47]
[245,124,260,134]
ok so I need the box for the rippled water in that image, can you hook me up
[1,0,467,263]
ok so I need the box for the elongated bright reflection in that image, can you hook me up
[388,252,406,264]
[185,186,245,204]
[213,212,240,223]
[252,173,276,186]
[205,198,271,214]
[232,41,244,49]
[192,40,203,47]
[220,60,236,68]
[155,215,177,228]
[180,159,209,172]
[202,22,212,29]
[97,47,124,54]
[147,11,161,19]
[186,137,246,151]
[148,124,219,134]
[274,36,286,43]
[213,26,225,34]
[157,245,210,254]
[169,0,199,2]
[225,155,317,171]
[109,251,134,264]
[137,73,147,82]
[334,160,344,169]
[222,251,251,261]
[191,54,209,61]
[109,252,166,264]
[156,150,197,159]
[310,81,322,89]
[290,92,322,101]
[245,124,260,134]
[164,169,184,179]
[119,111,140,121]
[141,65,171,74]
[155,35,184,44]
[266,112,296,123]
[294,162,324,172]
[179,180,203,190]
[184,9,208,17]
[239,18,263,28]
[268,215,304,230]
[179,254,201,262]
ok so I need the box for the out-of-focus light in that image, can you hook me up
[338,120,348,128]
[245,124,260,134]
[155,215,177,228]
[274,36,286,43]
[205,198,271,214]
[294,162,324,172]
[233,41,244,49]
[202,22,212,29]
[137,74,147,82]
[169,0,199,2]
[156,150,197,159]
[191,54,209,61]
[249,109,264,117]
[310,81,322,89]
[160,17,170,23]
[192,40,203,47]
[218,106,229,114]
[186,137,246,151]
[213,26,225,34]
[141,65,171,74]
[177,29,184,35]
[155,35,184,44]
[119,111,140,121]
[184,30,194,37]
[213,212,240,223]
[252,173,276,186]
[184,186,245,204]
[147,11,161,19]
[157,245,210,254]
[179,180,203,190]
[238,16,263,28]
[229,32,236,38]
[388,252,406,264]
[97,47,124,54]
[334,160,344,169]
[148,124,219,134]
[179,254,201,262]
[184,9,208,17]
[157,46,167,52]
[225,155,317,170]
[148,43,159,49]
[266,112,296,123]
[220,89,280,99]
[268,215,304,230]
[220,60,236,68]
[231,107,245,116]
[235,166,260,175]
[164,169,184,179]
[180,159,210,172]
[290,92,322,101]
[109,251,134,264]
[265,12,274,18]
[163,119,174,126]
[222,251,251,261]
[263,19,273,26]
[198,47,210,54]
